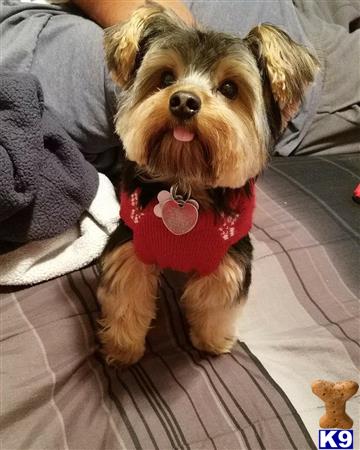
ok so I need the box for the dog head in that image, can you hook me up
[105,2,318,189]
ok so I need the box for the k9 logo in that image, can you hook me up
[318,430,354,449]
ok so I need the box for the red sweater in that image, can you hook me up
[120,185,255,275]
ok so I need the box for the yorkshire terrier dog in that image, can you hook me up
[97,2,318,365]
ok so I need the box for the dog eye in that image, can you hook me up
[160,71,176,88]
[218,80,238,99]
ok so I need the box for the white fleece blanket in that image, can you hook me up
[0,173,119,285]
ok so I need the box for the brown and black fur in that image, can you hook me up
[97,2,319,365]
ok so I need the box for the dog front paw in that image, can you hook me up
[190,330,236,355]
[99,326,145,366]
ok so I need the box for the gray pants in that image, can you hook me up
[294,0,360,155]
[1,0,359,171]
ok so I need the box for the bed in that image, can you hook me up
[1,153,359,450]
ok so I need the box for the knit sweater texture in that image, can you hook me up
[120,184,255,275]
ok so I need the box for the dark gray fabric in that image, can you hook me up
[292,1,360,155]
[0,72,98,253]
[0,0,120,172]
[294,0,360,30]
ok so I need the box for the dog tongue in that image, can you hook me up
[173,127,195,142]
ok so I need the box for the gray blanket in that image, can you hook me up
[0,73,98,254]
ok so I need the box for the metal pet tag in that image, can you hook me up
[153,187,199,235]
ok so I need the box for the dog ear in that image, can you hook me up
[104,2,177,87]
[245,24,319,130]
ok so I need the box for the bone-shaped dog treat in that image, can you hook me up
[312,380,359,429]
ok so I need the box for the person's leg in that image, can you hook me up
[1,1,120,171]
[292,1,360,155]
[295,0,360,30]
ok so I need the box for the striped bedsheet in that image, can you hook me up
[1,154,359,450]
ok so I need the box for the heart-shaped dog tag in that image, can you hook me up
[161,199,199,235]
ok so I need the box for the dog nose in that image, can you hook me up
[169,91,201,119]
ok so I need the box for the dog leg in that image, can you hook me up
[182,252,248,354]
[97,241,159,365]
